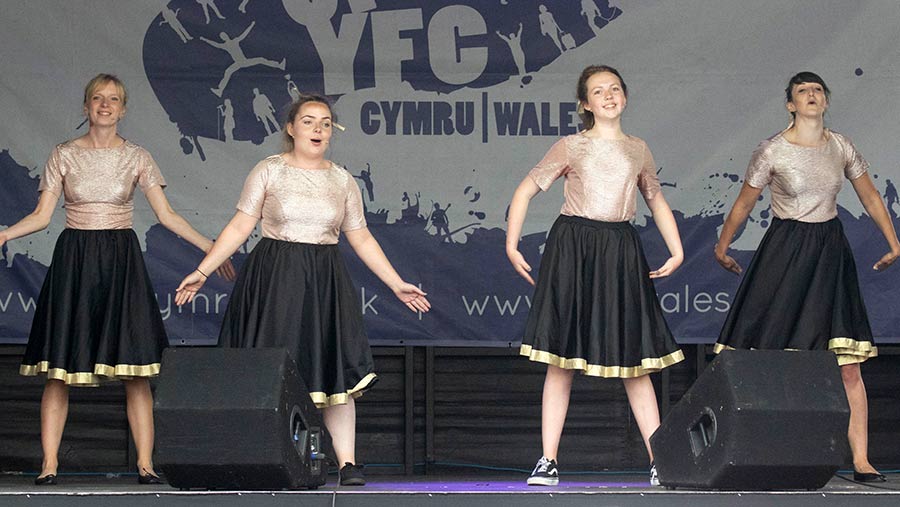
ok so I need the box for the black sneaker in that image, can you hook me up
[339,462,366,486]
[527,456,559,486]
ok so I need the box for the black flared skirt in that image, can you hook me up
[20,229,168,386]
[715,217,876,365]
[520,215,684,377]
[218,238,376,408]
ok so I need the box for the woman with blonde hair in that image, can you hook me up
[3,74,234,485]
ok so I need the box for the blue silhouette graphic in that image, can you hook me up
[142,1,622,147]
[400,191,425,225]
[3,146,900,345]
[885,179,898,218]
[199,21,286,97]
[428,202,453,243]
[354,163,375,202]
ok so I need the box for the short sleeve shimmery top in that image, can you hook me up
[744,130,868,223]
[528,134,662,222]
[236,155,367,244]
[39,140,167,230]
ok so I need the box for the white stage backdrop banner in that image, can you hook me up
[1,0,899,346]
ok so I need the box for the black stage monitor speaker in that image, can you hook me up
[154,348,328,490]
[650,350,850,490]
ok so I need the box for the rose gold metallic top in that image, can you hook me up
[528,134,662,222]
[39,140,167,230]
[745,130,868,223]
[236,155,367,244]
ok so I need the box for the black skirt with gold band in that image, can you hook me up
[716,217,877,365]
[20,229,168,387]
[218,238,376,408]
[520,215,684,378]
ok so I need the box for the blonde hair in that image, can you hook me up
[83,73,128,108]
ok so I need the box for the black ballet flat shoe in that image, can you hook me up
[138,469,163,485]
[853,470,886,482]
[339,462,366,486]
[34,474,57,486]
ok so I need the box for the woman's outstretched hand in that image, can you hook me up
[874,249,900,271]
[507,249,535,286]
[715,247,743,275]
[650,255,683,278]
[175,271,207,306]
[393,282,431,313]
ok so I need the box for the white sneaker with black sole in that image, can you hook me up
[527,456,559,486]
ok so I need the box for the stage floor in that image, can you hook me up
[2,472,899,506]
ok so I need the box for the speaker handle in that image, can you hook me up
[688,408,717,458]
[290,405,310,458]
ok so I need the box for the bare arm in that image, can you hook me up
[505,177,542,285]
[645,192,684,278]
[344,227,430,313]
[144,185,236,280]
[145,186,216,252]
[174,210,258,305]
[714,182,764,274]
[0,191,59,247]
[851,173,900,270]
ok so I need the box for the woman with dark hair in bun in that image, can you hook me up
[715,71,899,482]
[176,93,430,487]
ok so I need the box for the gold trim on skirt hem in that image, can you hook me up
[19,361,161,387]
[519,344,684,378]
[713,337,878,365]
[309,372,378,409]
